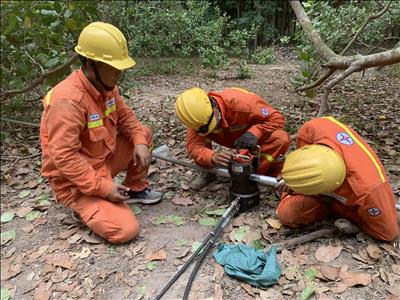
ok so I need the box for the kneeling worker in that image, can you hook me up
[40,22,162,244]
[175,87,290,189]
[278,117,398,241]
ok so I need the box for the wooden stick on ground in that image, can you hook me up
[268,228,337,253]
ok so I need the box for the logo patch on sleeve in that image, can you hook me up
[336,132,354,145]
[89,113,100,121]
[261,107,269,116]
[367,207,381,216]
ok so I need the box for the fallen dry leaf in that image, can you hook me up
[176,248,190,259]
[81,233,102,244]
[214,283,223,300]
[50,268,69,283]
[319,265,340,281]
[392,264,400,276]
[1,261,22,280]
[386,285,400,297]
[171,195,193,206]
[339,270,372,287]
[279,249,308,266]
[241,282,256,296]
[242,230,261,245]
[53,282,78,293]
[58,228,79,239]
[265,218,282,229]
[71,247,91,259]
[49,253,75,270]
[131,241,147,256]
[366,244,382,260]
[317,293,333,300]
[21,223,35,233]
[67,233,82,244]
[213,263,224,281]
[380,244,400,259]
[146,249,167,261]
[16,206,34,217]
[33,281,52,300]
[259,289,284,300]
[329,282,348,294]
[315,245,342,263]
[26,245,50,263]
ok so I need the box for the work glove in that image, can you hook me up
[234,131,258,150]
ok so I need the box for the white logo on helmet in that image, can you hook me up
[261,107,269,116]
[367,207,381,216]
[336,132,354,145]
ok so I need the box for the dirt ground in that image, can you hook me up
[1,52,400,300]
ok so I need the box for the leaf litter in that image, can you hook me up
[0,56,399,300]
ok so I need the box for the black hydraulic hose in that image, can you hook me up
[154,199,239,300]
[182,199,239,300]
[154,232,213,300]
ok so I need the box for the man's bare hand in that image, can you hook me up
[212,150,234,167]
[107,182,129,202]
[133,144,151,170]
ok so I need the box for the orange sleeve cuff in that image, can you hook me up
[98,178,113,198]
[247,126,264,140]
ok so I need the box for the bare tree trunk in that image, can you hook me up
[289,0,400,117]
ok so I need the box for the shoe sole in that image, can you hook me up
[125,197,162,204]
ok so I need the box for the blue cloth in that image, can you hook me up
[213,243,281,288]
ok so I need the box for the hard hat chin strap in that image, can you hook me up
[90,60,115,91]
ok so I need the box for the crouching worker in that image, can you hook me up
[174,87,291,190]
[277,117,398,241]
[40,22,162,244]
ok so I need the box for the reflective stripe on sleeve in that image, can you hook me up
[323,116,385,182]
[45,89,53,106]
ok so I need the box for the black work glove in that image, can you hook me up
[234,131,258,150]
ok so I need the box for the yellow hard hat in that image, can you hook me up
[282,144,346,195]
[75,22,135,70]
[175,87,217,135]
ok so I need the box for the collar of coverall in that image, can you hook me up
[208,94,228,129]
[77,68,102,101]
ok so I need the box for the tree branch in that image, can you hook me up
[0,53,78,99]
[317,64,362,117]
[296,69,335,92]
[340,2,391,55]
[0,117,40,128]
[289,0,339,62]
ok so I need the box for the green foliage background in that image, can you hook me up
[0,0,399,109]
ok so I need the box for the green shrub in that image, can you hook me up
[251,48,274,65]
[237,62,252,79]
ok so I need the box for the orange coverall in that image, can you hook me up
[186,88,290,175]
[277,117,398,241]
[40,69,150,243]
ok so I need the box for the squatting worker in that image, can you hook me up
[175,87,291,190]
[40,22,163,244]
[277,117,398,241]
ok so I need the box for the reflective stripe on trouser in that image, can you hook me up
[276,181,398,241]
[256,129,290,176]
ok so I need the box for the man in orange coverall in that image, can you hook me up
[175,87,291,190]
[278,117,398,241]
[40,22,163,244]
